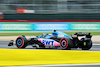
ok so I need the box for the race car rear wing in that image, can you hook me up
[72,32,92,38]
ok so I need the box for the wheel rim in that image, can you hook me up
[17,39,23,46]
[60,38,68,49]
[61,40,67,48]
[16,37,24,48]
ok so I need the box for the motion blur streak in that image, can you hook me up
[0,49,100,66]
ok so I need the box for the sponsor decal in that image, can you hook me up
[58,35,64,37]
[72,23,100,31]
[72,35,77,37]
[42,40,54,46]
[33,23,70,31]
[2,23,31,31]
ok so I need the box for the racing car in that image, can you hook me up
[8,30,92,50]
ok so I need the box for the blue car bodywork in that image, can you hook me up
[8,30,92,50]
[33,31,72,39]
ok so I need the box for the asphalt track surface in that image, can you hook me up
[0,41,100,51]
[0,40,100,67]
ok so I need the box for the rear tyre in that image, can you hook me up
[60,38,71,50]
[82,40,92,50]
[15,36,28,48]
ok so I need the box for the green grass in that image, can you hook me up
[0,33,43,36]
[0,32,100,36]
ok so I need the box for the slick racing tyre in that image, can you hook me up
[60,38,70,50]
[82,40,92,50]
[15,36,28,48]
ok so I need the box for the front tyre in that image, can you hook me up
[15,36,28,48]
[82,40,92,50]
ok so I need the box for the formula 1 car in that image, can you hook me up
[8,30,92,50]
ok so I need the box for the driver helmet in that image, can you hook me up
[54,30,56,32]
[42,33,47,37]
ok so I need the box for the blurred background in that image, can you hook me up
[0,0,100,31]
[0,0,100,21]
[0,1,100,67]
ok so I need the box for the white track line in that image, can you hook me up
[93,44,100,45]
[6,63,100,67]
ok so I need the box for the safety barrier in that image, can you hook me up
[0,21,100,31]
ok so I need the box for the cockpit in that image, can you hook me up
[36,30,72,39]
[42,33,47,38]
[37,33,47,38]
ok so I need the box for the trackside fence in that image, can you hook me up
[0,21,100,31]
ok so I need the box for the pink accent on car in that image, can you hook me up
[53,41,60,47]
[37,38,60,47]
[37,39,41,42]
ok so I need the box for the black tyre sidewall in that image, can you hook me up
[82,40,92,50]
[16,36,27,48]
